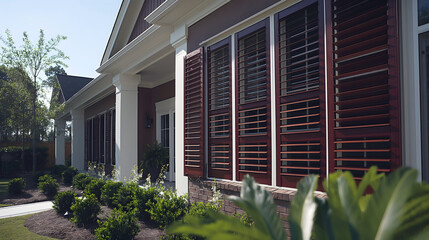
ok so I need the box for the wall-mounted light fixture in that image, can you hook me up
[146,114,153,128]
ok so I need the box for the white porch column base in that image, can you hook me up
[71,109,85,171]
[55,119,66,165]
[172,30,188,196]
[113,74,140,182]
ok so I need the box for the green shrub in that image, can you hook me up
[38,174,54,183]
[62,166,78,185]
[116,183,139,212]
[37,174,59,197]
[72,173,93,190]
[53,190,77,214]
[71,194,101,227]
[147,189,189,228]
[135,185,160,221]
[50,165,68,177]
[84,179,106,201]
[95,209,140,240]
[101,181,123,208]
[8,178,26,194]
[234,211,254,227]
[187,201,220,218]
[33,171,47,184]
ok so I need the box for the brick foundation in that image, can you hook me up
[188,178,321,232]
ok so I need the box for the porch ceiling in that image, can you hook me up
[138,51,175,88]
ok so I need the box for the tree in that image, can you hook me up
[0,29,68,174]
[44,65,66,88]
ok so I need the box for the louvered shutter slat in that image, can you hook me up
[330,0,400,179]
[184,48,205,178]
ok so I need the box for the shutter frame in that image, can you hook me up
[276,0,326,189]
[207,38,233,180]
[235,19,272,185]
[327,0,401,179]
[184,48,205,178]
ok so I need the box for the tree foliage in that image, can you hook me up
[0,29,68,172]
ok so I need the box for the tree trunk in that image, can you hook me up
[32,76,37,174]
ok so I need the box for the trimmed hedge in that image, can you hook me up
[53,190,77,214]
[8,178,26,194]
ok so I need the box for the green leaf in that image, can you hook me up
[394,182,429,239]
[361,168,418,240]
[229,175,287,240]
[323,171,359,240]
[313,198,334,240]
[356,166,385,197]
[289,175,318,240]
[167,211,268,240]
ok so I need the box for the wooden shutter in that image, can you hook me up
[328,0,400,179]
[208,39,232,180]
[236,20,271,185]
[276,0,325,188]
[184,48,205,178]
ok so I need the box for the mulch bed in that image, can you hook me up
[25,206,165,240]
[0,173,81,206]
[2,173,166,239]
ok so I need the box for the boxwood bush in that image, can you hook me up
[50,165,68,178]
[72,173,93,190]
[116,183,139,213]
[62,166,78,185]
[101,181,123,208]
[71,194,101,227]
[53,190,77,214]
[8,178,26,194]
[147,189,189,228]
[84,178,106,201]
[95,209,140,240]
[135,185,160,221]
[37,174,59,197]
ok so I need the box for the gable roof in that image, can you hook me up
[101,0,145,66]
[56,74,93,101]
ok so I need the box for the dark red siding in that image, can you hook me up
[128,0,166,43]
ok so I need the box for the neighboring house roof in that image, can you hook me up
[56,74,93,102]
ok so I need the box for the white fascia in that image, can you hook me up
[97,25,172,75]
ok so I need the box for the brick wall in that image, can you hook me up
[188,178,311,232]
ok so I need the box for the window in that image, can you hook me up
[208,39,232,180]
[236,20,271,185]
[420,32,429,182]
[86,109,116,166]
[276,1,325,188]
[419,0,429,26]
[182,0,401,187]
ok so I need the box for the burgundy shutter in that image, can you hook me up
[184,48,205,178]
[276,0,325,188]
[100,114,105,164]
[328,0,401,179]
[236,20,271,185]
[208,39,232,180]
[87,119,93,163]
[105,112,111,165]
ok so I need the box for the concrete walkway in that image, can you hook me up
[0,201,53,219]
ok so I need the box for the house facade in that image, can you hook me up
[55,0,428,201]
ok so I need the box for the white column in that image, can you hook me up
[172,26,188,195]
[55,119,66,165]
[71,109,85,171]
[113,74,140,182]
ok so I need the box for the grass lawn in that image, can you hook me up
[0,214,56,240]
[0,179,9,198]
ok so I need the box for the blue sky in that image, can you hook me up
[0,0,122,78]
